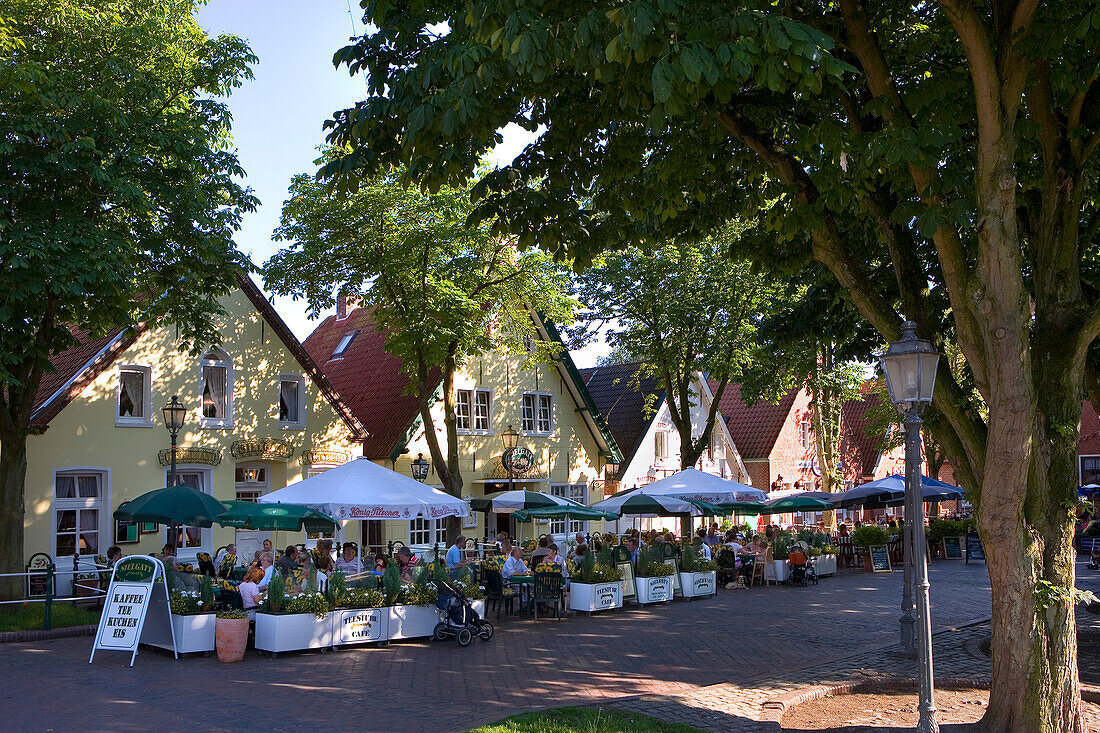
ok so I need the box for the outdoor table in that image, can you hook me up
[507,574,534,614]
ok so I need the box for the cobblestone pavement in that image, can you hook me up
[1,562,994,732]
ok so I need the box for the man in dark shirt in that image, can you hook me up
[276,545,300,576]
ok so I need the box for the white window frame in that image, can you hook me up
[655,430,669,460]
[234,463,270,503]
[456,388,493,434]
[550,483,588,534]
[521,392,554,436]
[277,373,307,430]
[198,348,233,429]
[408,515,447,546]
[52,467,108,595]
[330,330,358,360]
[1081,455,1100,486]
[800,419,811,450]
[115,364,152,427]
[165,466,213,553]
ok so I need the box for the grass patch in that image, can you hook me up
[0,603,100,632]
[465,707,706,733]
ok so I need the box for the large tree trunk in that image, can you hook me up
[0,430,28,600]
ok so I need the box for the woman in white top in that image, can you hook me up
[238,566,265,620]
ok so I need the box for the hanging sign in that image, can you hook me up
[502,446,535,475]
[89,556,175,666]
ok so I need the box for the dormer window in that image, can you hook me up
[116,365,151,426]
[331,330,358,359]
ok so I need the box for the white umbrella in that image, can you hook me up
[259,456,468,521]
[637,468,768,504]
[469,490,585,514]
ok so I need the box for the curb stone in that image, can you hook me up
[0,624,96,643]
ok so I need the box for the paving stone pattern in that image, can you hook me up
[0,562,998,732]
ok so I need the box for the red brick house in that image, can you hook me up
[716,384,818,490]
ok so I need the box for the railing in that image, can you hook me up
[0,560,109,632]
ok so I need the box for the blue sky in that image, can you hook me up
[193,2,612,363]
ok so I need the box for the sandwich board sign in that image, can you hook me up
[89,556,175,666]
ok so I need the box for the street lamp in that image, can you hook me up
[880,321,939,733]
[501,424,519,494]
[162,395,187,488]
[411,453,430,482]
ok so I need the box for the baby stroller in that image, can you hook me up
[787,543,818,587]
[433,579,494,646]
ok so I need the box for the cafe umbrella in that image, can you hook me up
[511,505,621,523]
[762,493,835,513]
[114,484,229,548]
[829,475,964,508]
[470,490,586,514]
[216,500,338,533]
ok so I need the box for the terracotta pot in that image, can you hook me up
[215,617,249,663]
[862,555,873,572]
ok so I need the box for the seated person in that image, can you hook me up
[292,551,314,590]
[335,543,363,574]
[262,538,273,554]
[214,543,236,568]
[395,546,417,581]
[694,529,712,560]
[446,535,474,577]
[258,551,276,589]
[277,545,300,576]
[530,536,551,564]
[106,545,124,566]
[545,544,568,578]
[372,555,388,577]
[238,565,265,620]
[626,538,640,563]
[501,547,529,580]
[495,532,512,556]
[314,554,333,590]
[568,532,586,560]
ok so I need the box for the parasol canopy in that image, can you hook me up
[762,493,835,512]
[636,468,768,504]
[829,474,964,508]
[114,485,228,528]
[217,500,338,533]
[512,505,620,522]
[470,490,584,514]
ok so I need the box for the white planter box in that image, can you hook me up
[772,560,791,583]
[678,571,716,598]
[331,607,388,647]
[255,611,333,653]
[387,604,439,641]
[569,581,623,612]
[814,554,837,576]
[634,576,674,604]
[141,611,215,654]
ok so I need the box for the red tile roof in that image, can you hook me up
[302,305,439,459]
[714,382,801,461]
[578,362,663,468]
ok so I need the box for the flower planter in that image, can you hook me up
[634,576,674,604]
[569,581,623,612]
[331,607,388,647]
[813,554,837,577]
[771,560,791,583]
[215,617,250,663]
[255,611,334,654]
[388,604,439,641]
[678,571,716,598]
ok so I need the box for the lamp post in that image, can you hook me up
[162,395,187,488]
[411,453,430,482]
[880,321,940,733]
[501,424,519,494]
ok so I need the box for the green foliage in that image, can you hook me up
[771,535,790,561]
[265,572,286,613]
[328,570,347,607]
[402,584,438,607]
[168,589,208,615]
[382,559,403,605]
[927,520,967,543]
[199,575,214,609]
[466,705,708,733]
[343,588,385,609]
[431,560,449,588]
[1034,581,1100,612]
[216,609,249,620]
[285,591,330,619]
[681,543,717,573]
[852,525,891,549]
[304,568,319,595]
[635,546,674,577]
[1084,521,1100,538]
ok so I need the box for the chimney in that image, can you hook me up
[336,295,348,321]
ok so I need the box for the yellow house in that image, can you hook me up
[22,274,364,591]
[302,298,622,554]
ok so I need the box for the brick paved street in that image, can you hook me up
[0,562,993,732]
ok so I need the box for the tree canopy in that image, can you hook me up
[0,0,256,598]
[325,1,1100,728]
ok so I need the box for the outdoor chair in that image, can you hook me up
[532,571,563,621]
[483,567,515,620]
[716,549,738,585]
[760,548,777,586]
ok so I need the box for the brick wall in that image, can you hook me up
[766,389,819,489]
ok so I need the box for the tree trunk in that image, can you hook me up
[0,430,28,600]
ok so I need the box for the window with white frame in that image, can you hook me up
[199,349,232,428]
[54,472,104,557]
[170,469,210,549]
[278,374,306,429]
[456,388,492,433]
[234,465,268,502]
[116,365,150,425]
[521,392,553,434]
[408,515,447,546]
[550,483,588,534]
[1082,457,1100,486]
[800,419,811,449]
[654,430,669,460]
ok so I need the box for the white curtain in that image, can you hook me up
[119,370,143,417]
[280,379,299,423]
[203,365,226,418]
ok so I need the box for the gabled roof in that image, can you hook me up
[303,306,622,462]
[579,362,663,469]
[714,382,802,461]
[301,304,439,458]
[31,273,365,439]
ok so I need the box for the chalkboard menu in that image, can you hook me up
[870,544,892,572]
[25,553,51,598]
[115,518,139,544]
[965,532,985,563]
[942,536,964,559]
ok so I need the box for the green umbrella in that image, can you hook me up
[470,490,583,513]
[114,485,228,527]
[216,501,338,533]
[763,494,835,512]
[592,491,721,517]
[718,501,766,515]
[512,505,620,522]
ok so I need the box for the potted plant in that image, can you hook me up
[770,534,792,583]
[254,572,333,656]
[633,546,675,604]
[167,577,216,653]
[215,609,250,663]
[852,525,891,571]
[331,587,388,647]
[678,543,718,599]
[389,563,441,640]
[815,544,838,576]
[569,551,625,613]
